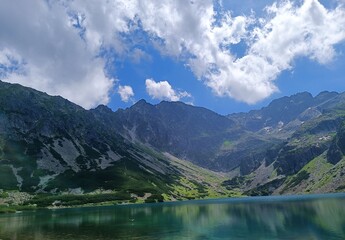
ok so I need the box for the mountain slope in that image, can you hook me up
[93,100,280,174]
[104,91,344,177]
[92,99,245,169]
[0,80,345,207]
[0,81,232,204]
[227,91,339,133]
[223,94,345,195]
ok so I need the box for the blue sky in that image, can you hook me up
[109,0,345,114]
[0,0,345,115]
[112,37,345,115]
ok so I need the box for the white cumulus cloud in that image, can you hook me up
[118,85,134,102]
[134,0,345,104]
[1,0,344,107]
[0,1,115,109]
[145,78,192,101]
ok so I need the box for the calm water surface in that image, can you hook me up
[0,193,345,240]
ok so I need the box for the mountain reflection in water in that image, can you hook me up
[0,194,344,240]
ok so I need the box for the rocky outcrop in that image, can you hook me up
[327,124,345,164]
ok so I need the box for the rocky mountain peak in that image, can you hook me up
[92,104,113,114]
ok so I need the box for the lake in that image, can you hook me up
[0,193,345,239]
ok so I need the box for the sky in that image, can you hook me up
[0,0,345,115]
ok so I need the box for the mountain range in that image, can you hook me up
[0,80,344,207]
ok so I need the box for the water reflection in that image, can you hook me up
[0,194,344,239]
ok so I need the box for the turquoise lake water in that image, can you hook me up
[0,193,345,239]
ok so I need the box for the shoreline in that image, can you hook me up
[2,191,345,215]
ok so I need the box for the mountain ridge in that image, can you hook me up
[0,80,344,209]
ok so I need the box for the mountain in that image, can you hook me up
[228,91,339,135]
[91,99,281,174]
[102,91,344,176]
[93,99,243,169]
[0,81,233,206]
[224,91,345,195]
[0,80,345,209]
[107,89,345,195]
